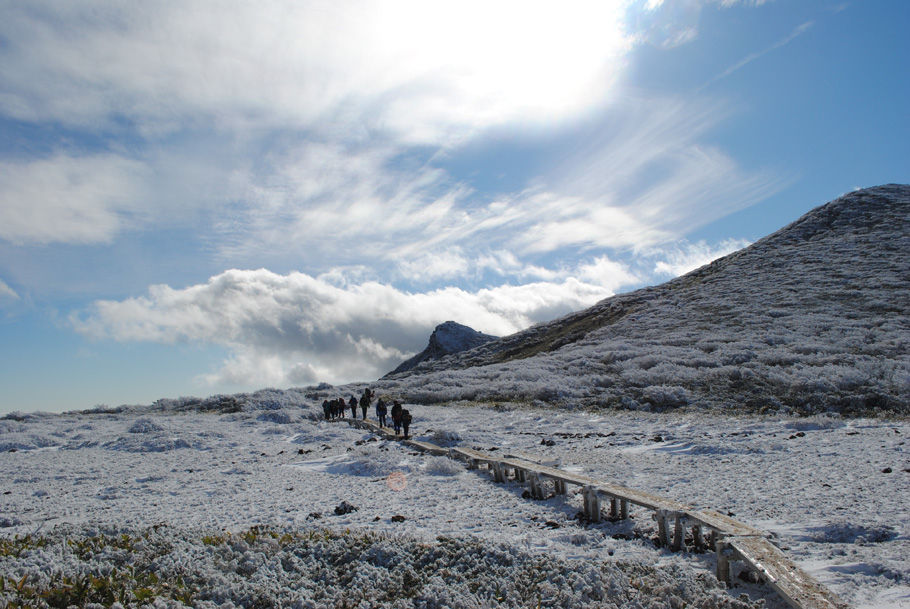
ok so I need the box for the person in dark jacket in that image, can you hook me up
[349,396,357,418]
[337,398,345,418]
[401,409,412,439]
[322,399,330,420]
[376,398,387,428]
[359,388,372,420]
[391,401,403,435]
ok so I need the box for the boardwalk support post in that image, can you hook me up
[583,485,601,522]
[672,513,685,551]
[693,524,705,550]
[493,462,506,483]
[528,472,545,499]
[656,510,672,547]
[716,539,733,585]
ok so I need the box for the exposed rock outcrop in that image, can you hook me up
[386,321,498,376]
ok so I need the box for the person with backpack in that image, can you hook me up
[322,399,330,420]
[401,409,412,439]
[391,401,403,435]
[376,398,387,428]
[359,388,372,420]
[336,398,345,419]
[349,396,358,419]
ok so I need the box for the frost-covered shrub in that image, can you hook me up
[102,434,195,453]
[641,385,691,409]
[257,409,293,424]
[423,456,464,476]
[808,522,897,544]
[430,430,461,446]
[128,417,163,433]
[342,447,407,477]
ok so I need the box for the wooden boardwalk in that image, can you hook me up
[341,416,847,609]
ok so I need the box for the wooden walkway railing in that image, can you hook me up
[343,417,847,609]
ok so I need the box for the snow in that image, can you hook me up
[1,400,907,608]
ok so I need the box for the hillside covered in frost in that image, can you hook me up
[379,185,910,416]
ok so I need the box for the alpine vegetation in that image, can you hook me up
[380,185,910,416]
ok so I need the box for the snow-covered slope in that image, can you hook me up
[380,185,910,416]
[386,321,499,375]
[1,402,906,608]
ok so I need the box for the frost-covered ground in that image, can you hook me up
[1,400,907,608]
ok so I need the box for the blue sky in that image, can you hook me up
[0,0,907,413]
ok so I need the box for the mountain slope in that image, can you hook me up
[378,185,910,416]
[386,321,498,375]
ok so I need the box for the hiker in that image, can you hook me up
[359,388,372,420]
[391,400,403,435]
[349,396,358,419]
[376,398,387,428]
[401,408,412,439]
[322,399,330,420]
[336,398,345,418]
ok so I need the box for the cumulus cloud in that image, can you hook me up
[652,238,751,276]
[71,268,628,387]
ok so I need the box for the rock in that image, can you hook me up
[738,569,765,584]
[882,467,892,473]
[334,501,358,515]
[385,321,498,376]
[391,515,406,522]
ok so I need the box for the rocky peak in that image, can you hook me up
[386,321,498,376]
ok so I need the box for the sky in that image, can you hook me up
[0,0,907,414]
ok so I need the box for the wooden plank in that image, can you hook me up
[728,537,848,609]
[686,509,767,538]
[503,450,561,467]
[596,481,691,513]
[406,440,449,456]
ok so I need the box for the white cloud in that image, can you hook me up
[396,250,471,282]
[652,238,751,277]
[706,20,813,86]
[0,2,783,260]
[0,154,148,245]
[70,267,625,387]
[505,99,786,254]
[0,1,633,144]
[577,256,642,290]
[0,278,19,301]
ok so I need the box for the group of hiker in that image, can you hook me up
[321,388,412,439]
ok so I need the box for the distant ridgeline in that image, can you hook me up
[379,185,910,417]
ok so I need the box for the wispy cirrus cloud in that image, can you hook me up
[705,20,813,87]
[0,278,19,301]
